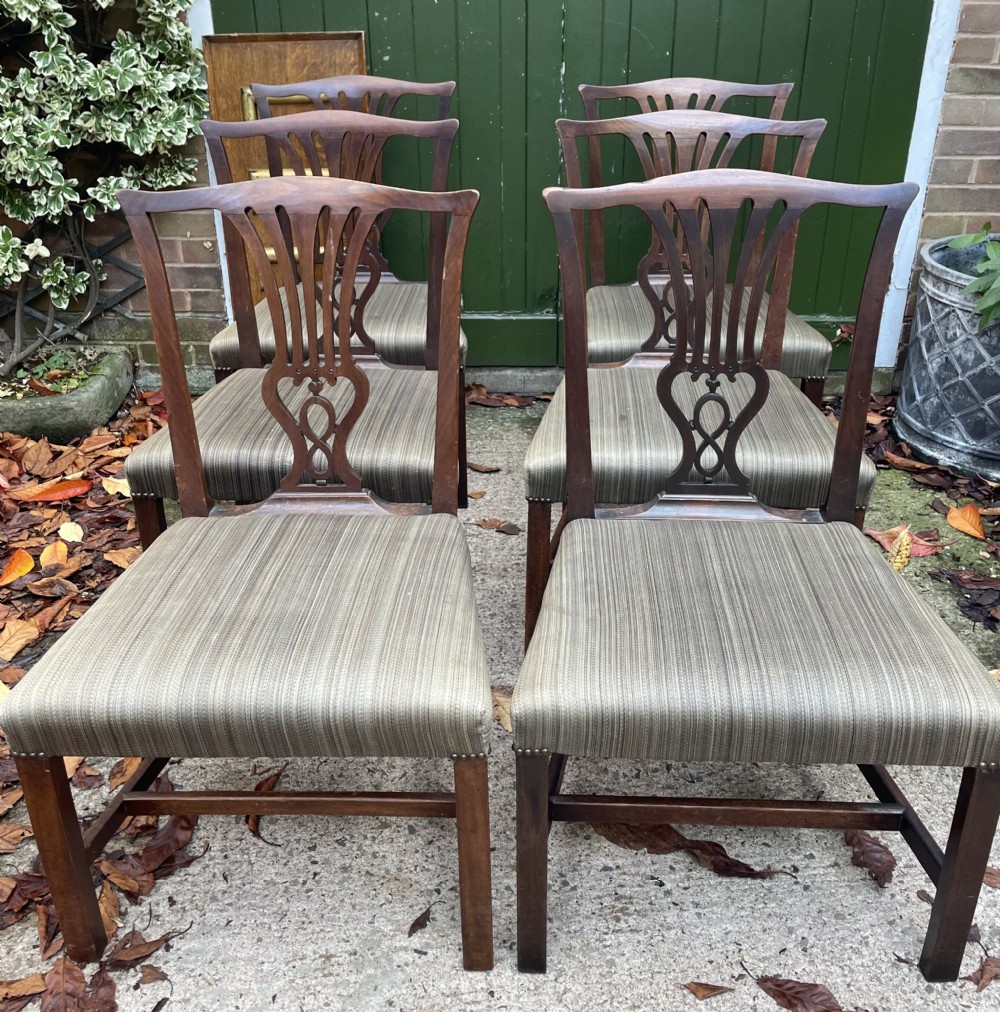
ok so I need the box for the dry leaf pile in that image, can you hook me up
[0,390,167,680]
[850,394,1000,627]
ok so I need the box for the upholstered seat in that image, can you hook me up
[513,517,1000,766]
[209,282,469,372]
[1,511,490,760]
[586,284,832,380]
[126,367,436,504]
[525,367,876,508]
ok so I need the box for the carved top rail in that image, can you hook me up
[119,177,478,518]
[579,77,793,122]
[252,75,455,121]
[544,169,916,523]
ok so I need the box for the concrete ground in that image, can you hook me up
[3,390,1000,1011]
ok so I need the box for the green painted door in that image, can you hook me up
[210,0,933,367]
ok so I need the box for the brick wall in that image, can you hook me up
[90,136,227,384]
[921,0,1000,242]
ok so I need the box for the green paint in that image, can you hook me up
[208,0,932,366]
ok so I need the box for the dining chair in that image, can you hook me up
[1,175,493,971]
[205,108,463,380]
[524,111,856,642]
[513,170,1000,984]
[578,78,831,401]
[127,111,468,547]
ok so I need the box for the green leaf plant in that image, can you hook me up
[948,223,1000,331]
[0,0,208,378]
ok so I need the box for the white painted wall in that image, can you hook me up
[876,0,962,369]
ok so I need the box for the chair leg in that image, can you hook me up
[213,366,230,385]
[15,756,106,964]
[453,755,493,971]
[525,501,553,649]
[802,377,825,407]
[853,507,867,530]
[920,765,1000,982]
[133,496,167,549]
[516,750,550,973]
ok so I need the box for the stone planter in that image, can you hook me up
[0,347,133,443]
[895,235,1000,481]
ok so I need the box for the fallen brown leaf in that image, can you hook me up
[964,955,1000,992]
[21,441,53,474]
[39,541,67,569]
[467,462,500,474]
[97,879,119,942]
[9,478,92,503]
[683,981,734,1000]
[863,525,954,557]
[83,967,115,1010]
[0,788,23,817]
[140,814,198,873]
[468,491,486,500]
[104,928,174,969]
[491,691,512,732]
[496,521,520,535]
[0,821,33,854]
[407,904,434,937]
[97,855,153,904]
[756,975,844,1011]
[592,823,775,878]
[246,761,289,843]
[0,619,40,662]
[0,973,45,1001]
[137,965,168,986]
[473,518,504,529]
[103,547,141,569]
[882,451,934,472]
[109,757,143,791]
[985,866,1000,889]
[0,549,34,587]
[71,764,103,791]
[26,577,79,598]
[947,503,986,540]
[40,957,86,1012]
[844,830,896,887]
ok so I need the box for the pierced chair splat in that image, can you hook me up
[578,77,831,400]
[524,111,865,643]
[127,112,469,548]
[513,171,1000,984]
[1,176,493,972]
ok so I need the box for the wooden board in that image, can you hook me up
[202,32,367,300]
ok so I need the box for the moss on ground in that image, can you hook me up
[864,467,1000,669]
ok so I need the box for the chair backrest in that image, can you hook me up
[579,77,792,136]
[251,75,455,121]
[120,177,478,517]
[203,111,459,367]
[544,169,916,523]
[558,109,826,324]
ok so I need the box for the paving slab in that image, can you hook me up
[2,398,1000,1011]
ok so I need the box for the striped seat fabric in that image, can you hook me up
[125,367,436,504]
[586,284,832,380]
[524,367,876,509]
[513,518,1000,766]
[209,281,468,371]
[0,512,491,759]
